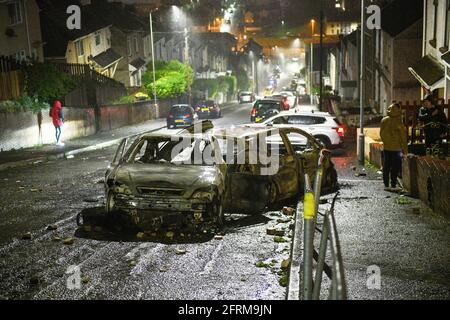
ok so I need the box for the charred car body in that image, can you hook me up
[104,121,337,229]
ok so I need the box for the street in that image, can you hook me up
[0,102,291,300]
[1,101,448,300]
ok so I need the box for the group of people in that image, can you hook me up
[380,93,448,192]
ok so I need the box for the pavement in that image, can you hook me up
[0,101,237,171]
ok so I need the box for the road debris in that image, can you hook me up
[274,236,287,243]
[214,235,224,240]
[175,248,187,255]
[46,224,58,231]
[397,195,412,205]
[255,261,270,268]
[281,259,290,270]
[282,207,295,216]
[62,237,75,245]
[21,232,32,240]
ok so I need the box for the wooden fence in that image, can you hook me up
[399,99,449,144]
[0,56,25,100]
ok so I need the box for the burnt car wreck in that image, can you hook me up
[103,121,338,231]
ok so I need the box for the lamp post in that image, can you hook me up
[310,19,315,105]
[358,0,366,165]
[149,12,157,108]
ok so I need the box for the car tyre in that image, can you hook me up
[209,197,224,228]
[105,190,116,214]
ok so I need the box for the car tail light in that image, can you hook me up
[184,114,191,118]
[335,126,345,137]
[251,107,256,117]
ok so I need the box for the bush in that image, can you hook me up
[24,63,76,103]
[0,95,50,114]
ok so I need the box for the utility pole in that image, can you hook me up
[319,7,324,111]
[149,12,157,108]
[358,0,366,165]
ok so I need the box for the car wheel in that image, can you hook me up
[314,135,332,149]
[209,197,224,228]
[105,191,115,214]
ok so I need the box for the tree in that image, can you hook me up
[142,60,193,99]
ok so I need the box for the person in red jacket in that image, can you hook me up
[50,99,64,146]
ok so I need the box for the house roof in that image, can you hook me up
[381,0,423,37]
[37,0,112,57]
[90,48,122,68]
[408,55,445,91]
[130,57,146,70]
[442,51,450,67]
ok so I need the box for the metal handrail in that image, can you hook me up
[301,167,347,300]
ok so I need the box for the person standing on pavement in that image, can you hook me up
[380,103,408,192]
[50,99,64,146]
[418,93,448,159]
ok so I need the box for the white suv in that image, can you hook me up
[251,110,345,149]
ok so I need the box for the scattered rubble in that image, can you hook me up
[174,248,187,255]
[282,207,295,216]
[62,237,75,245]
[21,232,32,240]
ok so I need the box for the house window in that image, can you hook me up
[95,33,102,46]
[446,0,450,47]
[75,40,84,57]
[8,1,23,25]
[432,0,439,44]
[127,37,132,56]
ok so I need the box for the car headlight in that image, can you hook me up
[191,190,214,202]
[112,184,133,195]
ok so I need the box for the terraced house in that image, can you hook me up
[38,0,123,78]
[0,0,44,61]
[409,0,450,100]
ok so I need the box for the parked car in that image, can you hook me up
[250,99,284,123]
[253,110,345,149]
[279,91,297,108]
[104,121,338,229]
[238,91,256,104]
[167,104,197,129]
[264,86,274,97]
[195,100,222,119]
[269,93,291,111]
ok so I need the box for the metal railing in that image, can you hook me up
[300,151,347,300]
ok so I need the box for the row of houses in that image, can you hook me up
[0,0,238,95]
[328,0,450,115]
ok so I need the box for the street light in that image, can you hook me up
[310,19,315,105]
[149,11,157,108]
[358,0,366,165]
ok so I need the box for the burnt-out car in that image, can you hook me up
[104,122,337,229]
[214,125,338,213]
[104,129,227,229]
